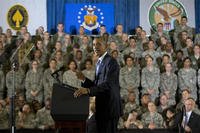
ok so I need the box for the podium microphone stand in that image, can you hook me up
[10,63,16,133]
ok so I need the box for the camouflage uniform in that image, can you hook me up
[0,70,5,99]
[51,33,65,45]
[182,47,194,58]
[194,33,200,45]
[141,112,163,128]
[173,25,194,44]
[124,102,140,115]
[25,69,44,103]
[141,67,160,101]
[63,70,82,88]
[0,107,9,129]
[151,32,170,46]
[190,55,200,70]
[122,46,142,59]
[119,66,140,103]
[6,68,25,98]
[142,50,161,65]
[178,68,197,100]
[16,112,36,129]
[160,72,177,105]
[35,107,55,129]
[82,69,95,81]
[43,68,62,100]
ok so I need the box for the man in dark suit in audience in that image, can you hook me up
[174,97,200,133]
[74,37,122,133]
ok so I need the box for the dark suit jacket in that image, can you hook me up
[174,111,200,133]
[82,53,122,120]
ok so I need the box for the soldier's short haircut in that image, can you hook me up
[183,57,192,63]
[181,16,188,20]
[162,54,170,59]
[157,22,163,27]
[182,88,191,94]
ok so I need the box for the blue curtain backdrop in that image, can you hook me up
[47,0,200,34]
[195,0,200,33]
[47,0,139,34]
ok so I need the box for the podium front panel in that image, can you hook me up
[51,83,89,121]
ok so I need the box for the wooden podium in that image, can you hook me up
[51,83,89,133]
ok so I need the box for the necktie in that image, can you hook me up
[96,59,101,75]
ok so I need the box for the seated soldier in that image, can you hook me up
[16,103,36,129]
[141,101,164,129]
[35,98,55,130]
[0,100,9,129]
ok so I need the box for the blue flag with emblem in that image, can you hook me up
[65,4,114,34]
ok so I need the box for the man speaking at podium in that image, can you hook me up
[74,37,122,133]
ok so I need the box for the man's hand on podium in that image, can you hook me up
[76,70,86,81]
[74,88,90,98]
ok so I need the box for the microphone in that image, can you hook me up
[51,66,65,77]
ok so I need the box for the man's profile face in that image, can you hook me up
[184,99,194,112]
[93,39,107,57]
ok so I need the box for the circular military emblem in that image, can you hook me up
[7,4,29,31]
[149,0,187,32]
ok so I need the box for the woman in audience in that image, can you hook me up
[141,102,163,129]
[141,55,160,102]
[178,57,197,101]
[63,60,81,88]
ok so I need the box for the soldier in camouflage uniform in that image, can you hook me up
[172,50,184,73]
[63,60,82,88]
[141,102,163,129]
[0,102,9,129]
[151,23,170,47]
[190,45,200,70]
[6,64,25,98]
[0,69,5,99]
[110,24,124,47]
[55,50,65,70]
[79,35,92,60]
[194,33,200,45]
[142,40,161,65]
[35,98,55,130]
[51,23,65,45]
[178,57,197,101]
[160,63,177,105]
[141,56,160,102]
[124,109,143,129]
[181,37,194,58]
[82,59,95,81]
[25,60,44,104]
[122,37,142,59]
[43,59,62,101]
[136,30,149,52]
[173,16,194,44]
[16,103,36,129]
[124,92,140,115]
[119,56,140,103]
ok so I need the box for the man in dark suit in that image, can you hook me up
[174,97,200,133]
[74,37,122,133]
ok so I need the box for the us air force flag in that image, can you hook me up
[65,4,114,34]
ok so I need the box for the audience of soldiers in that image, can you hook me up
[1,15,200,130]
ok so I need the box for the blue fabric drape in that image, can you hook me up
[47,0,139,34]
[195,0,200,33]
[47,0,66,34]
